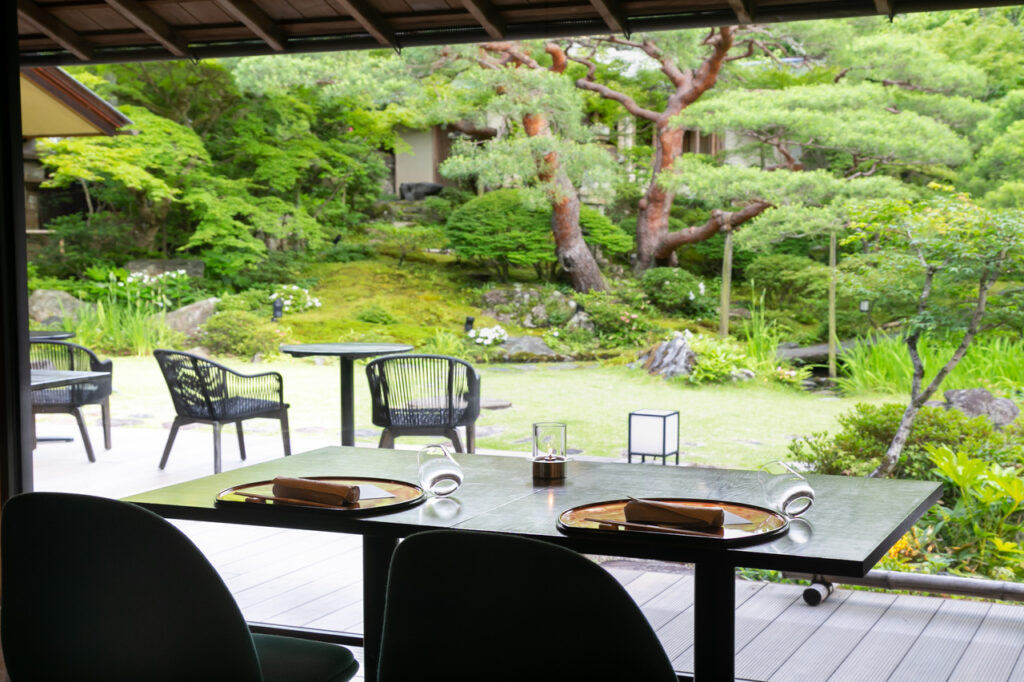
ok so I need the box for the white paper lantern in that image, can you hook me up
[628,409,679,465]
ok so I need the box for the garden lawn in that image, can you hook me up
[104,356,888,470]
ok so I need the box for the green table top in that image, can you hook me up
[124,447,941,577]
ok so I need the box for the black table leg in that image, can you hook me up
[693,561,736,681]
[362,534,398,682]
[340,358,354,446]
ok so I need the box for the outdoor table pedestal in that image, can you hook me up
[279,343,412,446]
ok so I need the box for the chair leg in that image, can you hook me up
[466,423,476,454]
[378,429,395,449]
[236,422,246,461]
[280,410,291,457]
[159,418,183,470]
[213,422,223,474]
[446,429,464,453]
[72,407,96,463]
[101,397,111,450]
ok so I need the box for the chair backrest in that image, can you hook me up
[377,530,678,682]
[365,354,480,429]
[154,349,228,419]
[1,492,264,682]
[30,340,112,406]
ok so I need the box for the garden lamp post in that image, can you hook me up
[272,298,284,322]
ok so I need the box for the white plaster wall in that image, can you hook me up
[394,129,436,193]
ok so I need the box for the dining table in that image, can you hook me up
[124,446,941,682]
[278,343,413,446]
[29,368,108,391]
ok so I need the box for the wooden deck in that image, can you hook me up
[30,424,1024,681]
[177,520,1024,682]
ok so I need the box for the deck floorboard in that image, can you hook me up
[169,522,1024,682]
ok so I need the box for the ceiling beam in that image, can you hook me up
[726,0,756,24]
[214,0,287,52]
[588,0,629,35]
[461,0,506,39]
[16,0,94,61]
[106,0,189,58]
[325,0,397,49]
[874,0,895,15]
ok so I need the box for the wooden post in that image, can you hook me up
[1,0,33,500]
[828,231,837,379]
[719,229,733,337]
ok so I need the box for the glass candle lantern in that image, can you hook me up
[531,422,567,479]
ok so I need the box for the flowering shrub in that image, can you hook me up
[62,266,202,310]
[640,267,718,317]
[468,325,508,346]
[575,291,657,347]
[269,284,322,313]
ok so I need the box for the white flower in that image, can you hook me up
[553,331,559,337]
[468,329,477,338]
[688,291,695,301]
[698,281,706,296]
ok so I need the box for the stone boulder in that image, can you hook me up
[943,388,1020,428]
[163,298,219,338]
[28,289,91,324]
[633,332,697,379]
[499,335,558,360]
[124,258,204,278]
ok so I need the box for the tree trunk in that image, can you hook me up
[636,125,684,269]
[525,112,607,293]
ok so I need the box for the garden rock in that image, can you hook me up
[634,332,696,378]
[165,298,219,338]
[731,369,756,382]
[124,258,204,278]
[943,388,1020,427]
[499,335,557,360]
[565,310,594,332]
[28,289,90,324]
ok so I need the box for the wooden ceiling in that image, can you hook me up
[17,0,1023,66]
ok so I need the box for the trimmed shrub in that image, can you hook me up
[640,267,718,317]
[199,310,283,357]
[745,254,828,308]
[790,402,1024,484]
[445,189,554,281]
[445,189,633,280]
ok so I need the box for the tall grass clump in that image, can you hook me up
[742,288,781,370]
[59,300,183,356]
[838,333,1024,397]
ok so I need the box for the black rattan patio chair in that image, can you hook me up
[154,349,291,474]
[365,354,480,453]
[30,340,112,462]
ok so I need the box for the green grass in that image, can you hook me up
[282,258,513,346]
[108,355,888,469]
[838,334,1024,398]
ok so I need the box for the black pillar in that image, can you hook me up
[0,3,32,501]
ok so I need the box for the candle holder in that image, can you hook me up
[531,422,568,479]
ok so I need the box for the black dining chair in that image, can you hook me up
[377,530,678,681]
[154,349,291,474]
[29,339,112,462]
[365,354,481,453]
[1,492,358,682]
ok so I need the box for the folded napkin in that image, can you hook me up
[624,499,724,529]
[272,477,361,506]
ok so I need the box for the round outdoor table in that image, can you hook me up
[279,343,413,446]
[30,330,74,341]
